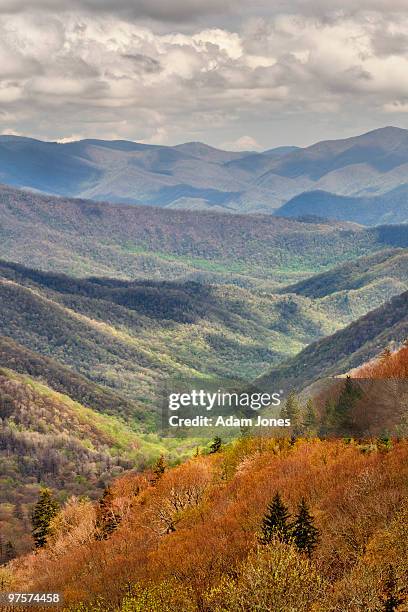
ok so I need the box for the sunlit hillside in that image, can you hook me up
[4,345,408,611]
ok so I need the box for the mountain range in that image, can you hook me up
[2,126,408,223]
[2,129,408,560]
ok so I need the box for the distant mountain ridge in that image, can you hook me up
[1,126,408,218]
[277,184,408,225]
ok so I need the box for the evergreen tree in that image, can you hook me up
[304,399,318,436]
[282,392,302,434]
[95,487,121,540]
[334,376,362,434]
[31,488,60,549]
[209,436,222,454]
[151,455,166,484]
[291,498,319,558]
[259,492,291,544]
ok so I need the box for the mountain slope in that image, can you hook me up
[281,248,408,299]
[0,367,185,557]
[2,184,408,288]
[0,260,340,414]
[277,185,408,225]
[257,289,408,393]
[8,436,408,610]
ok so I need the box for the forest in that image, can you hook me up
[1,345,407,611]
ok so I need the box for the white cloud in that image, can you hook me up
[0,3,407,146]
[222,135,261,150]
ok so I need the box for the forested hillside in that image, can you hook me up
[0,369,191,559]
[2,184,408,287]
[2,257,408,426]
[4,345,407,610]
[5,438,407,610]
[258,290,408,393]
[277,185,408,226]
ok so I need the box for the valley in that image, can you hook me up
[1,131,408,596]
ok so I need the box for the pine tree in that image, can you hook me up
[31,488,60,549]
[304,399,318,436]
[95,487,121,540]
[209,436,222,454]
[259,492,291,544]
[334,376,362,434]
[291,498,319,558]
[151,455,166,484]
[282,392,302,434]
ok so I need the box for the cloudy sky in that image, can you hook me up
[1,1,408,149]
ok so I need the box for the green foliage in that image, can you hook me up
[303,399,318,435]
[205,540,326,612]
[291,498,320,558]
[31,488,60,548]
[281,392,302,434]
[259,289,408,395]
[320,377,363,435]
[0,368,197,556]
[2,184,407,287]
[259,492,291,544]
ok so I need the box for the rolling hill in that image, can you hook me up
[0,260,342,410]
[2,184,408,288]
[256,289,408,394]
[2,126,408,215]
[282,248,408,298]
[1,250,408,426]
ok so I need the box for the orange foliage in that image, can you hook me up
[9,437,408,610]
[354,343,408,379]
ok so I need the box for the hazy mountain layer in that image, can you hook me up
[2,126,408,216]
[277,185,408,225]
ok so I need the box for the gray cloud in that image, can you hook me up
[0,2,407,147]
[0,0,235,22]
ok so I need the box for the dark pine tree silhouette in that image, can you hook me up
[291,498,319,558]
[209,436,222,454]
[31,488,60,549]
[259,492,291,544]
[304,398,318,436]
[334,376,362,434]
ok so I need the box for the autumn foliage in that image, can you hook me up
[4,346,408,611]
